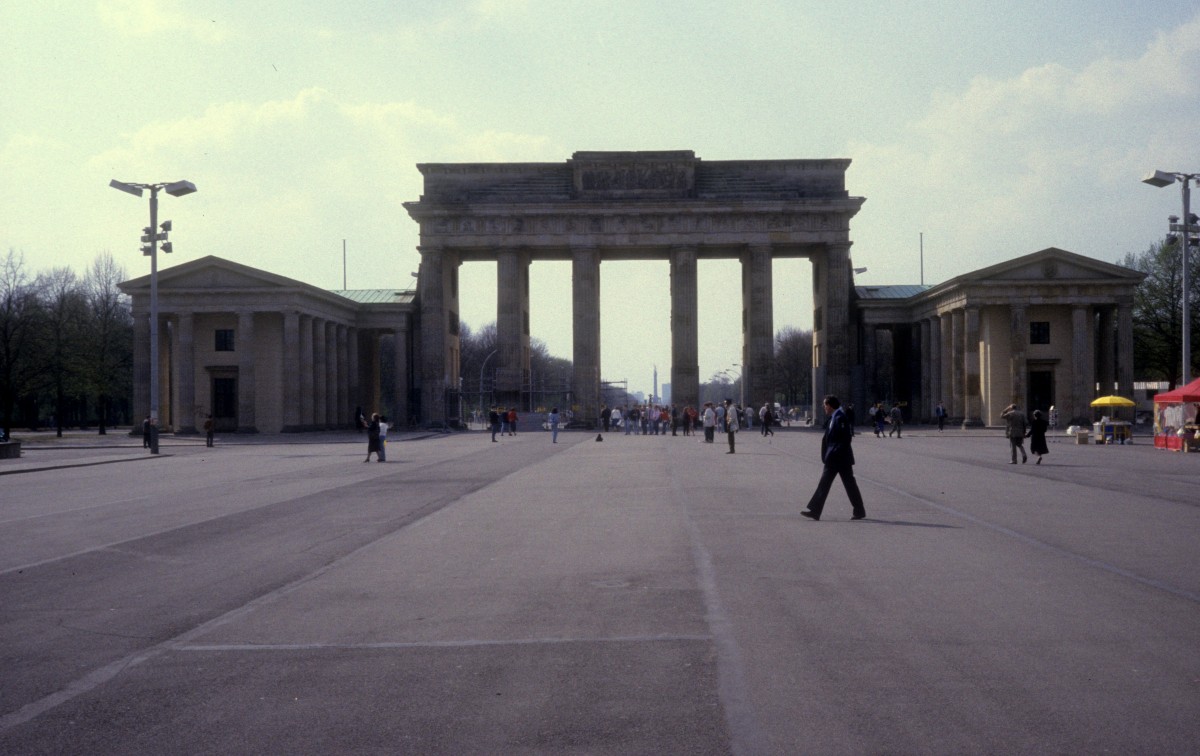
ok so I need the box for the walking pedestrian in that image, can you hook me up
[365,413,382,462]
[724,399,740,453]
[489,407,501,442]
[548,407,560,443]
[1001,404,1029,464]
[888,404,903,438]
[1028,409,1049,464]
[935,401,947,432]
[377,415,388,462]
[702,402,716,443]
[801,395,866,521]
[204,414,214,448]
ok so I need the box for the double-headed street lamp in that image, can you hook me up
[110,179,198,453]
[1142,169,1199,385]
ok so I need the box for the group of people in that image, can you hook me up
[1001,403,1051,464]
[595,400,783,441]
[487,407,521,442]
[866,402,905,438]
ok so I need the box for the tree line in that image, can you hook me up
[1,249,133,438]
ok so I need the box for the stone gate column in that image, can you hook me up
[572,245,601,426]
[818,244,853,403]
[1117,302,1134,399]
[963,306,983,427]
[299,315,314,429]
[237,310,257,433]
[1010,304,1027,407]
[418,246,447,426]
[176,313,197,433]
[743,244,774,407]
[283,312,301,431]
[496,248,530,406]
[1070,305,1094,424]
[670,246,699,410]
[393,326,409,426]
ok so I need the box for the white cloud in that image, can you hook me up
[96,0,232,44]
[846,13,1200,284]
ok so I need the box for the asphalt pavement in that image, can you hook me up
[1,424,1197,754]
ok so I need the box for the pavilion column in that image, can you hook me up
[325,321,338,428]
[496,248,530,406]
[907,324,922,422]
[1071,305,1095,424]
[950,309,964,421]
[1097,307,1116,395]
[132,312,150,431]
[572,245,601,427]
[930,316,943,419]
[337,324,350,427]
[742,244,774,408]
[418,246,449,426]
[963,306,983,427]
[299,315,314,429]
[1010,304,1028,407]
[670,245,699,410]
[1117,302,1135,399]
[283,312,301,431]
[863,325,878,405]
[920,318,932,422]
[346,326,359,421]
[176,313,197,433]
[313,317,328,429]
[393,326,409,426]
[237,310,257,433]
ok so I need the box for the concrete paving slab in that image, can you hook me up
[0,426,1197,753]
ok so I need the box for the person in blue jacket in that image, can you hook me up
[801,395,867,521]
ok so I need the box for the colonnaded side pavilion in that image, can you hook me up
[119,150,1143,433]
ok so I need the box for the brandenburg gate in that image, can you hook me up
[403,151,865,426]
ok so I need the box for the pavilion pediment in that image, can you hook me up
[120,255,307,293]
[966,247,1142,285]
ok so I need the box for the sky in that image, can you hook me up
[3,1,1198,397]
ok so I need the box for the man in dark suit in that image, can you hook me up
[801,395,867,521]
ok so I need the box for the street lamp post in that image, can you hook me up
[479,349,498,425]
[110,179,197,453]
[1143,169,1198,385]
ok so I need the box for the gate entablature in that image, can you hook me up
[404,151,864,426]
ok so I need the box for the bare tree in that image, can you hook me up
[0,250,44,439]
[38,266,89,436]
[84,252,133,434]
[774,326,813,408]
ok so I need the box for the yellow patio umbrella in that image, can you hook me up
[1090,395,1136,408]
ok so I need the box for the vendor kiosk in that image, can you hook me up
[1152,377,1200,452]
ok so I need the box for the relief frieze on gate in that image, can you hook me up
[425,212,845,237]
